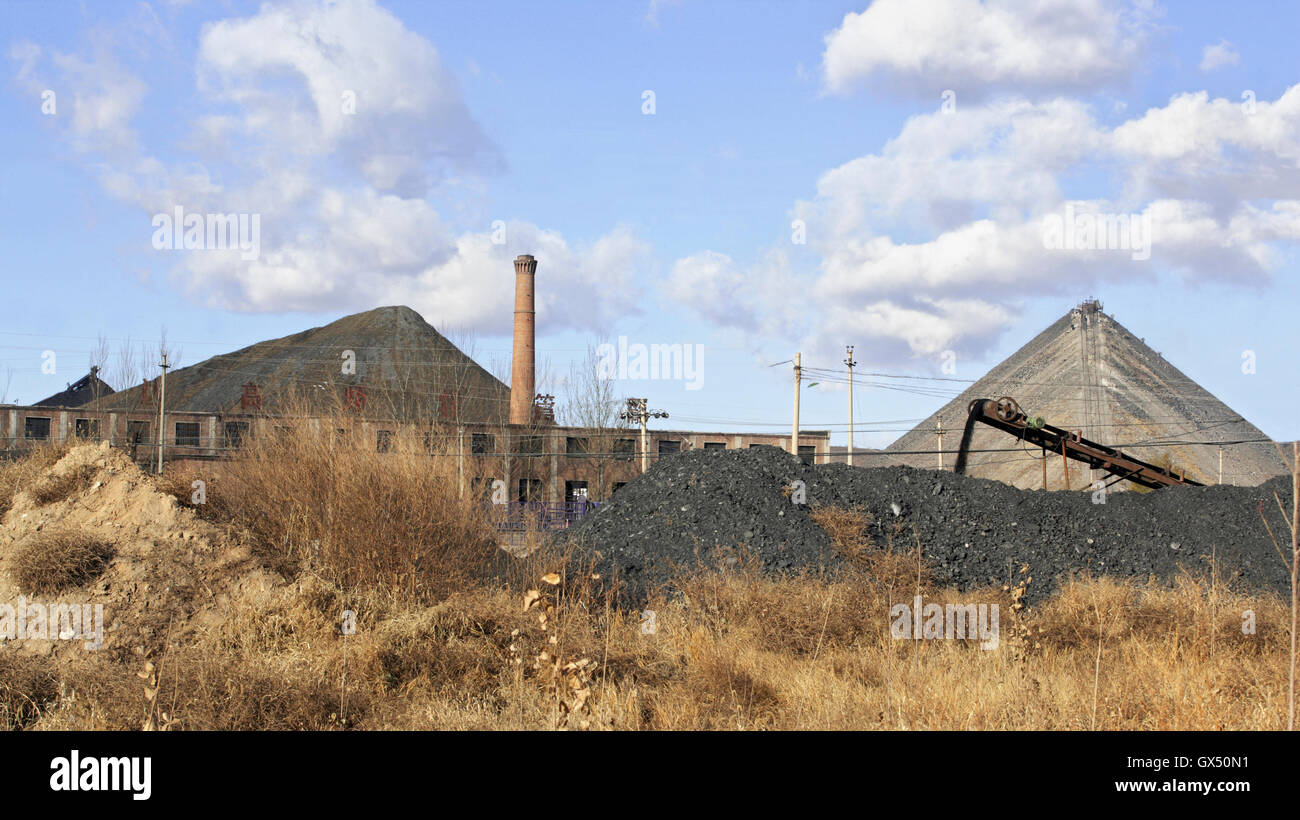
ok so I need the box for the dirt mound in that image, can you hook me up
[0,443,283,663]
[560,446,1294,604]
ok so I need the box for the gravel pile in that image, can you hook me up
[560,445,1294,604]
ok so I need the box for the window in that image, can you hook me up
[566,436,588,455]
[657,439,681,456]
[612,482,627,495]
[471,432,494,455]
[515,435,543,455]
[223,421,249,449]
[564,480,589,502]
[175,422,200,447]
[74,418,100,439]
[376,430,393,453]
[24,416,51,440]
[518,478,542,502]
[614,438,636,461]
[703,441,726,451]
[127,420,150,445]
[798,445,816,465]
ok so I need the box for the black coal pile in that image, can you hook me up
[559,445,1293,604]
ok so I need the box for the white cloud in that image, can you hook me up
[196,0,501,195]
[666,86,1300,363]
[822,0,1151,97]
[1199,39,1239,72]
[13,0,646,337]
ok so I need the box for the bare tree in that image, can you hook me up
[558,343,621,429]
[88,333,111,410]
[557,343,629,500]
[109,335,141,394]
[149,326,182,379]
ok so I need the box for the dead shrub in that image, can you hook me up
[28,464,96,507]
[0,442,72,517]
[811,505,930,596]
[12,528,115,594]
[197,405,501,603]
[0,654,59,730]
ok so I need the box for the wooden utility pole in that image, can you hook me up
[1219,446,1223,485]
[844,346,856,466]
[1041,446,1048,490]
[936,418,944,470]
[156,353,169,475]
[790,352,801,457]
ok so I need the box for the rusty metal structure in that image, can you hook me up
[955,396,1203,490]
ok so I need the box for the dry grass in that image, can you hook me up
[27,463,96,507]
[11,527,115,594]
[22,563,1296,730]
[165,408,501,603]
[0,441,72,517]
[0,654,59,729]
[2,446,1293,730]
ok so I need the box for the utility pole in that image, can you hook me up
[1218,446,1223,485]
[936,418,944,470]
[156,353,168,475]
[620,398,667,475]
[790,352,801,458]
[844,346,856,466]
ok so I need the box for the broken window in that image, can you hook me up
[223,421,249,449]
[471,432,494,455]
[515,435,544,455]
[657,439,681,456]
[127,420,150,445]
[24,416,51,440]
[74,418,100,439]
[564,480,590,502]
[798,445,816,465]
[703,441,726,451]
[175,422,200,447]
[517,478,542,502]
[376,430,393,453]
[614,438,636,461]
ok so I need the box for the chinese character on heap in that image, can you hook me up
[344,385,367,412]
[240,381,262,410]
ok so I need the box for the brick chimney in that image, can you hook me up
[509,254,537,425]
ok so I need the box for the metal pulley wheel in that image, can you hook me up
[995,396,1021,422]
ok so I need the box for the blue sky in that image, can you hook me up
[2,0,1297,445]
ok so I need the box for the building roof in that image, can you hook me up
[35,371,116,408]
